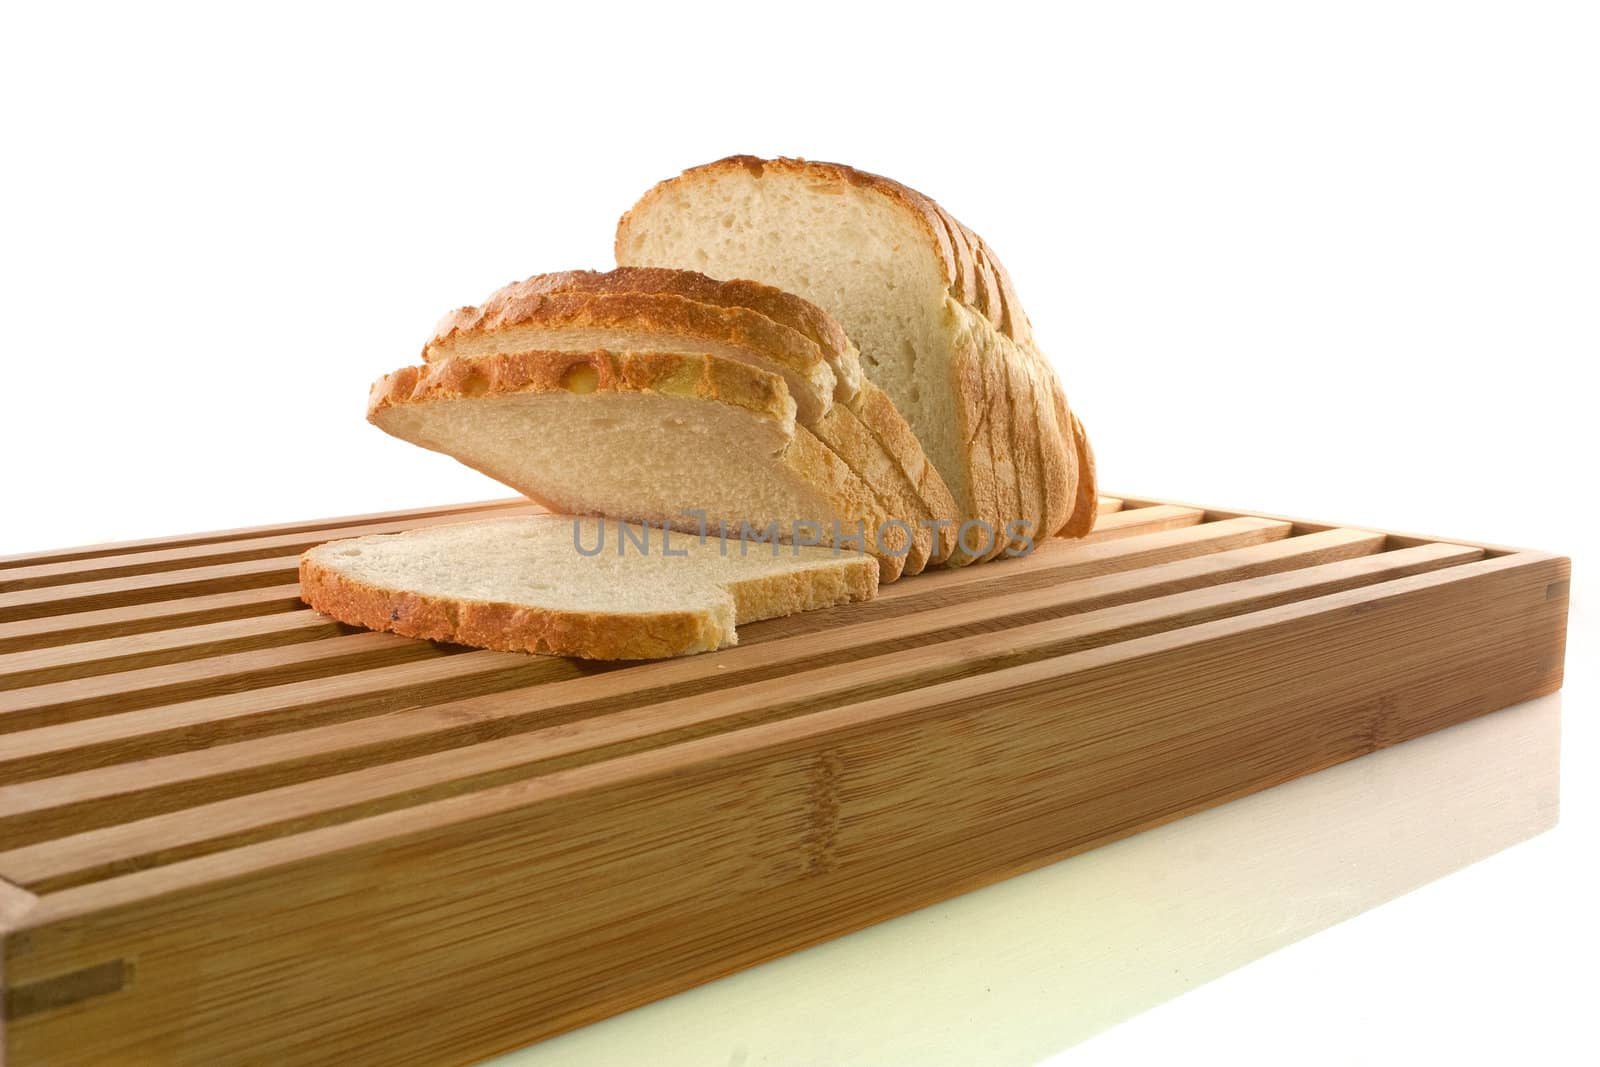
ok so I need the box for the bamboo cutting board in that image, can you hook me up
[0,495,1570,1066]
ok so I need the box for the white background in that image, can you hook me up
[2,2,1594,1063]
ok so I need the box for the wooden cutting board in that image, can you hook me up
[0,495,1570,1066]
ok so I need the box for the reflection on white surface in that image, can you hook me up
[490,695,1561,1067]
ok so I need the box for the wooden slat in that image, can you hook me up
[1074,503,1200,541]
[873,514,1282,604]
[0,611,351,690]
[0,551,1566,1067]
[0,518,1307,786]
[0,498,529,569]
[0,584,306,656]
[0,506,546,593]
[1097,496,1124,515]
[0,557,301,625]
[0,542,1481,892]
[0,539,1478,850]
[0,633,461,735]
[1109,491,1529,556]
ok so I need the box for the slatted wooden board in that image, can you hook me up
[0,496,1570,1066]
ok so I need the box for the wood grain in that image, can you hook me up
[0,496,1569,1067]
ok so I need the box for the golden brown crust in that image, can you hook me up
[985,247,1035,348]
[998,332,1044,555]
[435,268,864,406]
[929,202,979,309]
[429,286,825,375]
[1058,408,1099,539]
[369,348,797,431]
[1023,343,1075,541]
[492,267,864,402]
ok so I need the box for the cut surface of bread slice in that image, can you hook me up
[422,268,955,574]
[369,349,906,581]
[615,155,1092,557]
[300,515,878,660]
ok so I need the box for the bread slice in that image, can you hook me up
[368,348,907,581]
[422,268,955,574]
[300,515,878,660]
[446,267,866,404]
[850,379,958,568]
[615,155,1092,558]
[427,278,841,425]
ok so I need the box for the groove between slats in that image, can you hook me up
[0,558,300,625]
[1070,504,1198,541]
[0,517,1295,783]
[0,610,352,690]
[0,633,464,735]
[0,584,307,656]
[0,539,1483,852]
[0,499,531,570]
[0,541,1488,885]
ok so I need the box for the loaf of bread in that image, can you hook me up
[300,515,878,659]
[615,156,1096,557]
[307,159,1098,660]
[418,268,960,575]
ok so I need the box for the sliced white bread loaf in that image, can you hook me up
[300,515,878,659]
[368,348,909,580]
[422,268,958,574]
[615,155,1096,556]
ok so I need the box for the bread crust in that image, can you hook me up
[427,288,836,422]
[438,268,866,405]
[1058,406,1099,539]
[1022,342,1075,540]
[299,532,879,661]
[491,268,865,404]
[370,348,798,430]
